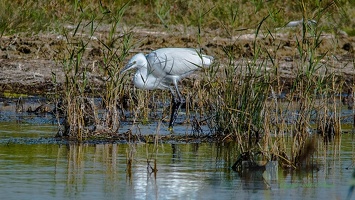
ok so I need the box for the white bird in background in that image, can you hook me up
[286,19,317,27]
[121,48,214,129]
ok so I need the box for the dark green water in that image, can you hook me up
[0,122,354,199]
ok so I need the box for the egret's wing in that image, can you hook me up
[146,48,213,77]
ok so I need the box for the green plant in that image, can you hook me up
[99,2,131,132]
[199,0,347,170]
[57,2,131,139]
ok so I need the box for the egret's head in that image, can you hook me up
[120,53,146,73]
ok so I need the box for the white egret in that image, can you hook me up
[121,48,214,129]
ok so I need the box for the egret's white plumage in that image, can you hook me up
[133,65,169,90]
[146,48,213,79]
[121,47,214,129]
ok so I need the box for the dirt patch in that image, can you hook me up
[0,26,354,95]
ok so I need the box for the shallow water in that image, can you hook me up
[0,122,354,199]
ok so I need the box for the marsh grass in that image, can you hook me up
[189,1,350,170]
[40,1,353,173]
[96,0,352,170]
[59,26,92,139]
[99,17,130,132]
[1,0,353,170]
[56,2,133,139]
[1,0,354,36]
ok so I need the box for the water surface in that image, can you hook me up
[0,123,354,199]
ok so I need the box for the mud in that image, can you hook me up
[0,25,354,96]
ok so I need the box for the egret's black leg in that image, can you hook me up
[174,81,185,104]
[168,97,181,129]
[168,86,184,130]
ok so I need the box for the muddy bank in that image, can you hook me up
[0,26,354,96]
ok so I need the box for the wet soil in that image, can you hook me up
[1,25,354,96]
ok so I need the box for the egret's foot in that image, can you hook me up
[168,126,174,133]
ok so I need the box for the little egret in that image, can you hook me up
[121,48,214,129]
